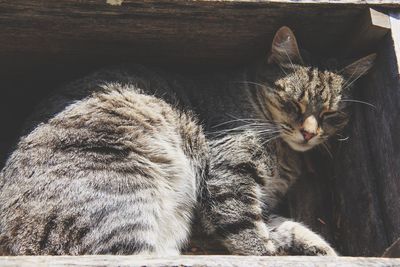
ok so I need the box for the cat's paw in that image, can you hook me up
[294,243,337,256]
[275,237,337,256]
[260,239,278,256]
[223,223,278,256]
[289,223,338,256]
[270,220,338,256]
[227,237,277,256]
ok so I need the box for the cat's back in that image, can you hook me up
[0,65,207,255]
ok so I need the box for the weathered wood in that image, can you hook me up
[345,8,391,57]
[206,0,400,5]
[390,12,400,71]
[362,9,400,252]
[1,256,400,267]
[0,0,398,76]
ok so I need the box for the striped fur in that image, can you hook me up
[197,27,375,255]
[0,81,208,255]
[0,26,375,256]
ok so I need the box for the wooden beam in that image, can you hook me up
[389,11,400,74]
[345,8,391,57]
[1,255,400,267]
[174,1,400,7]
[0,0,398,74]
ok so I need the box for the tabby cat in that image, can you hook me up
[0,27,375,256]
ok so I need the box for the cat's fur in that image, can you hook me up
[0,27,375,256]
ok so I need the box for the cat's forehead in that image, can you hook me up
[275,66,344,107]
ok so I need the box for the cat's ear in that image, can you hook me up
[268,26,303,66]
[341,54,376,80]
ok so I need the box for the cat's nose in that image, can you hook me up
[301,115,318,142]
[300,129,316,142]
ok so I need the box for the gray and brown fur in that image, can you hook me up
[0,27,375,256]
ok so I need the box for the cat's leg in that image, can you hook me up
[267,215,337,256]
[200,174,276,255]
[200,172,278,255]
[199,135,277,255]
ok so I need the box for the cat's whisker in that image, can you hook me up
[278,64,288,75]
[321,142,333,159]
[258,129,282,134]
[210,126,281,137]
[224,123,276,131]
[335,133,350,141]
[226,114,279,126]
[337,136,350,142]
[340,99,376,109]
[341,63,361,89]
[211,119,264,128]
[342,67,369,90]
[208,126,259,136]
[260,134,280,147]
[232,81,274,92]
[250,134,280,157]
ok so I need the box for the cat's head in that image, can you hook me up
[261,26,375,151]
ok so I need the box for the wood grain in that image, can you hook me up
[205,0,400,5]
[345,8,391,57]
[0,0,396,74]
[1,255,400,267]
[390,12,400,72]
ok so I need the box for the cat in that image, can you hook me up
[0,26,375,256]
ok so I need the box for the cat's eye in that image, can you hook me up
[320,111,337,119]
[283,101,302,115]
[320,110,348,126]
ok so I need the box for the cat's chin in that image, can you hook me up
[285,139,315,152]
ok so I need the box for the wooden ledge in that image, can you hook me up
[1,255,400,267]
[1,0,399,73]
[198,0,400,7]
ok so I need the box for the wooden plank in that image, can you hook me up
[345,8,391,57]
[390,12,400,72]
[359,10,400,253]
[1,255,400,267]
[205,0,400,5]
[0,0,391,74]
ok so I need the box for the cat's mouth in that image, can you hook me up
[279,125,323,152]
[282,133,320,152]
[285,139,315,152]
